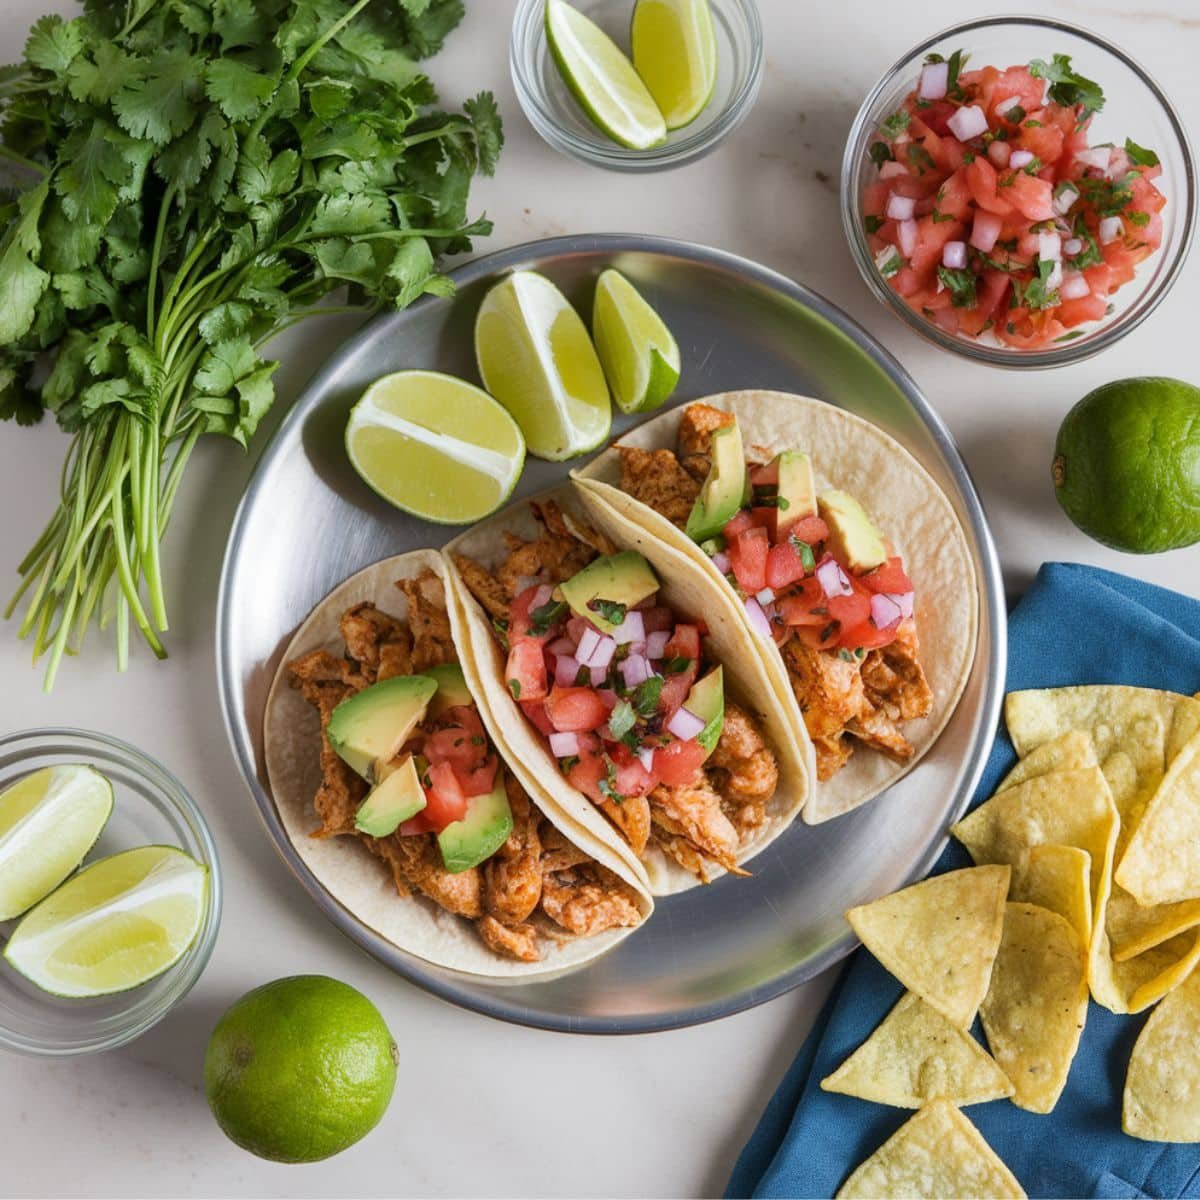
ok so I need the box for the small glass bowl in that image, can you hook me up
[511,0,763,172]
[841,16,1196,368]
[0,729,221,1057]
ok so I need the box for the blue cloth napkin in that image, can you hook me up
[729,563,1200,1200]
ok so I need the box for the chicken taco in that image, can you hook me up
[263,550,652,979]
[573,391,978,824]
[444,487,812,895]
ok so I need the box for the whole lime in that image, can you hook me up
[1053,377,1200,554]
[204,975,397,1163]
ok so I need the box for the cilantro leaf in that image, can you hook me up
[881,109,910,139]
[937,265,978,309]
[529,599,567,636]
[589,598,627,626]
[633,676,664,717]
[465,91,503,175]
[607,701,637,741]
[1124,138,1160,168]
[1029,54,1105,122]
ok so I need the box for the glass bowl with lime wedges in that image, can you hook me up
[0,730,221,1057]
[511,0,763,171]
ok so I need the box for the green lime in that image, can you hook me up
[545,0,667,150]
[346,370,526,525]
[631,0,718,130]
[592,268,681,414]
[0,764,113,920]
[3,845,207,997]
[204,976,398,1163]
[1053,377,1200,554]
[475,270,612,461]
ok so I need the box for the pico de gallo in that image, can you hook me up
[863,50,1165,349]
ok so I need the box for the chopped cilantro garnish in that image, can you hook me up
[755,495,790,510]
[1021,156,1043,176]
[790,537,816,573]
[507,679,521,700]
[559,755,580,775]
[961,150,976,164]
[662,656,691,675]
[1128,210,1150,228]
[907,144,936,174]
[869,141,893,167]
[491,616,510,651]
[946,49,969,100]
[574,666,591,687]
[633,676,664,717]
[598,758,622,803]
[608,700,637,740]
[1053,330,1086,343]
[589,598,627,626]
[1013,257,1060,311]
[838,649,856,662]
[1077,171,1138,216]
[865,215,885,234]
[878,251,905,279]
[1004,104,1026,124]
[1024,119,1043,128]
[529,598,567,636]
[881,109,911,139]
[932,208,955,224]
[1124,138,1160,168]
[470,736,485,746]
[937,266,978,309]
[1029,54,1105,123]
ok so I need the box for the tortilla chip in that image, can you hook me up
[1092,925,1200,1015]
[820,992,1014,1108]
[836,1100,1026,1199]
[1124,964,1200,1142]
[979,903,1089,1114]
[1117,731,1200,906]
[846,866,1009,1029]
[996,730,1097,793]
[1108,889,1200,962]
[1009,845,1092,946]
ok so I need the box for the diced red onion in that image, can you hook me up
[554,654,581,687]
[1075,146,1111,171]
[969,210,1003,253]
[530,584,554,611]
[1063,237,1084,256]
[1046,261,1064,292]
[987,140,1011,169]
[1009,149,1035,170]
[996,95,1024,118]
[581,635,616,670]
[1061,271,1090,300]
[1053,216,1073,236]
[816,556,853,598]
[879,160,908,180]
[612,611,645,646]
[1038,231,1061,262]
[666,706,706,741]
[590,665,609,687]
[1105,149,1131,181]
[619,653,651,688]
[875,245,899,273]
[942,240,967,270]
[870,593,904,631]
[576,627,601,664]
[645,629,671,660]
[1099,216,1123,244]
[919,61,948,100]
[897,219,918,258]
[887,193,916,221]
[1053,183,1079,215]
[637,745,656,771]
[710,550,731,574]
[947,104,988,142]
[755,587,776,605]
[597,688,618,710]
[743,597,773,640]
[885,591,915,620]
[549,731,580,757]
[548,637,575,657]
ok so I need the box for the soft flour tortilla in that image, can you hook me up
[443,485,812,895]
[263,550,652,980]
[573,390,979,824]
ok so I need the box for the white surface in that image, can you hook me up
[1,2,1198,1197]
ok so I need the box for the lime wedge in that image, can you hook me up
[592,269,681,414]
[346,371,526,525]
[0,765,113,921]
[545,0,667,150]
[631,0,718,130]
[4,845,208,998]
[475,271,612,461]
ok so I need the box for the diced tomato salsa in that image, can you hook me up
[400,702,499,836]
[862,51,1164,349]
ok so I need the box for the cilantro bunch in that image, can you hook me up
[0,0,501,687]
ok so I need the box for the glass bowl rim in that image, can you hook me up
[839,13,1198,369]
[0,726,223,1057]
[509,0,765,173]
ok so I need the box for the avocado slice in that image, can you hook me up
[684,666,724,759]
[355,755,427,838]
[327,674,437,781]
[818,490,888,573]
[774,451,818,539]
[437,777,514,873]
[422,663,474,719]
[560,551,659,633]
[685,422,747,544]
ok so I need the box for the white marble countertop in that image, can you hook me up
[1,1,1198,1196]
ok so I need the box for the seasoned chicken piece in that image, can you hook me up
[597,793,652,858]
[477,914,541,962]
[813,734,853,781]
[496,501,598,595]
[539,822,593,874]
[783,638,872,743]
[650,780,741,872]
[618,446,701,528]
[708,702,778,835]
[339,602,412,683]
[540,865,644,936]
[861,620,933,722]
[652,830,716,884]
[397,569,456,671]
[560,507,619,558]
[483,780,543,925]
[848,707,914,762]
[288,647,368,692]
[677,402,736,480]
[375,835,483,919]
[452,553,512,621]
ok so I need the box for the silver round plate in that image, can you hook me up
[217,234,1006,1034]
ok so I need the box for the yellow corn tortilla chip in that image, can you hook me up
[820,992,1014,1109]
[1124,964,1200,1142]
[846,866,1009,1029]
[980,903,1089,1114]
[1118,731,1200,907]
[1091,925,1200,1015]
[836,1100,1026,1200]
[1009,845,1092,947]
[996,730,1097,793]
[1108,889,1200,962]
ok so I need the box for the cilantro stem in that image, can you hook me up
[146,185,177,346]
[0,143,46,175]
